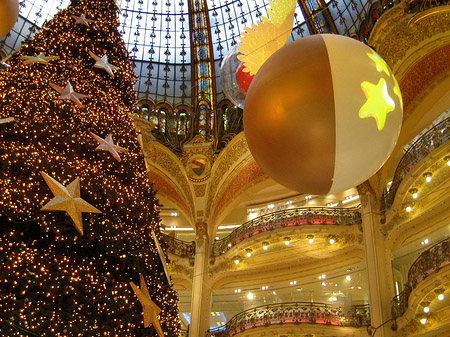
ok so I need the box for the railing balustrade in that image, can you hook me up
[382,117,449,211]
[206,302,370,337]
[212,206,361,257]
[160,233,195,259]
[392,236,450,318]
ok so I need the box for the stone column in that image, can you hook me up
[189,222,212,337]
[358,183,395,336]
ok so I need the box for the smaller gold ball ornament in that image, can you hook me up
[0,0,19,37]
[243,34,403,195]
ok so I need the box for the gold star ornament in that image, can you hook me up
[40,172,102,236]
[89,132,128,162]
[130,274,164,337]
[49,81,89,108]
[21,53,60,65]
[72,14,94,27]
[359,78,395,131]
[89,52,120,77]
[0,117,15,124]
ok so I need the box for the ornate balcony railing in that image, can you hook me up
[160,233,195,259]
[206,302,370,337]
[392,236,450,318]
[212,206,362,257]
[382,117,450,211]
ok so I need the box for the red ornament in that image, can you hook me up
[236,62,254,94]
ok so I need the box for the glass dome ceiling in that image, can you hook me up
[1,0,379,107]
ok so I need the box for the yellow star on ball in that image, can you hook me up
[359,78,395,131]
[21,53,60,65]
[367,51,390,76]
[392,75,403,110]
[40,172,102,236]
[130,274,164,337]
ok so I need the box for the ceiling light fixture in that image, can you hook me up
[409,188,418,199]
[423,172,432,183]
[445,156,450,166]
[284,237,291,246]
[342,195,359,204]
[307,235,314,244]
[262,241,269,250]
[246,248,252,257]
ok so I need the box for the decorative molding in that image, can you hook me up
[147,171,190,217]
[399,44,450,114]
[144,143,194,217]
[211,160,266,223]
[373,7,450,68]
[193,183,207,197]
[205,134,250,218]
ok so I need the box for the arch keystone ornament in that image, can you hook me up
[187,154,211,181]
[244,34,403,195]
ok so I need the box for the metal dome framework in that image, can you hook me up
[1,0,387,153]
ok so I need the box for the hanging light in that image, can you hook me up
[284,237,291,246]
[262,241,269,250]
[307,234,314,244]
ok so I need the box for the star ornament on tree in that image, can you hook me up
[359,78,395,131]
[72,14,94,27]
[0,117,15,124]
[40,172,102,236]
[49,81,89,108]
[89,52,120,77]
[21,53,60,65]
[89,132,128,162]
[130,274,164,337]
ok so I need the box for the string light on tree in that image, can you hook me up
[0,0,181,335]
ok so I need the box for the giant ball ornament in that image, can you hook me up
[244,34,403,195]
[0,0,19,38]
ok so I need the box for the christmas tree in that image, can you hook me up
[0,0,180,335]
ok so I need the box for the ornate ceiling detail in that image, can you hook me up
[371,6,450,68]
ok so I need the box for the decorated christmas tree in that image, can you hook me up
[0,0,180,335]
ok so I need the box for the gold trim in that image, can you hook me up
[408,5,450,28]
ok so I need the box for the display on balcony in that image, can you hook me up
[244,34,403,195]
